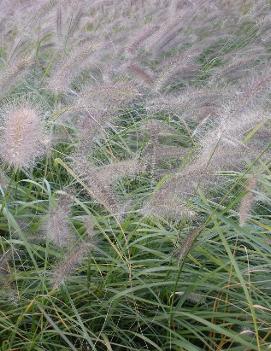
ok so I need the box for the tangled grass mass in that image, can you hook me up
[0,0,271,350]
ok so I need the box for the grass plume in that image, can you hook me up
[0,102,50,169]
[52,240,95,289]
[43,193,75,247]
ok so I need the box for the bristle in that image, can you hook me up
[73,80,139,115]
[0,57,32,97]
[239,176,257,226]
[47,43,97,93]
[85,219,95,238]
[143,144,187,165]
[175,291,206,305]
[97,159,145,185]
[127,24,160,54]
[153,49,201,93]
[141,119,177,137]
[44,193,76,247]
[176,226,204,260]
[142,188,195,221]
[0,250,12,275]
[52,240,95,289]
[0,171,9,192]
[127,63,154,85]
[71,156,120,215]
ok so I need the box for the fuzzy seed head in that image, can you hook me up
[0,104,49,169]
[44,194,75,247]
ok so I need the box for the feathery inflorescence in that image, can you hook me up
[0,102,49,169]
[71,155,145,216]
[0,249,17,302]
[51,240,95,289]
[239,176,257,226]
[97,159,145,186]
[142,106,269,220]
[44,193,76,247]
[142,190,195,221]
[71,155,121,215]
[176,226,205,261]
[0,57,33,98]
[0,250,11,275]
[51,214,96,289]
